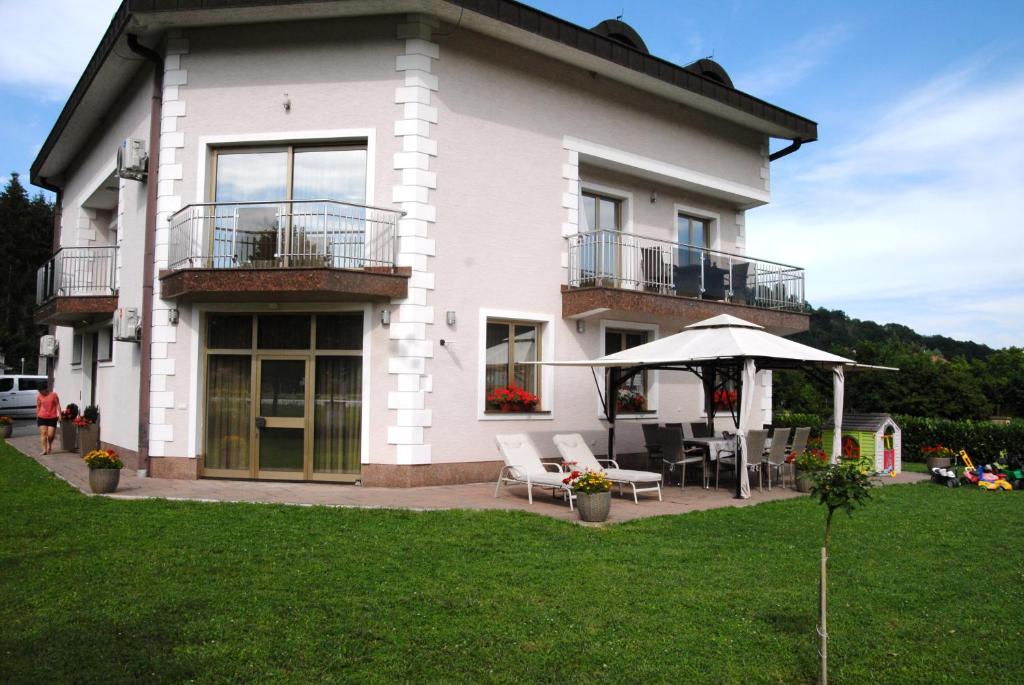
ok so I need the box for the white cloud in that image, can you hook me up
[0,0,122,99]
[737,24,851,96]
[749,63,1024,348]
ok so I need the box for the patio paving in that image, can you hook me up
[5,435,929,524]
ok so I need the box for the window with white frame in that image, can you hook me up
[484,319,542,411]
[71,334,83,366]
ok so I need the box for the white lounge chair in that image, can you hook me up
[494,434,575,510]
[552,433,663,504]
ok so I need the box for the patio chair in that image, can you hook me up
[764,427,791,490]
[553,434,662,504]
[787,427,810,457]
[660,426,706,490]
[673,264,702,297]
[494,434,574,510]
[641,423,664,470]
[716,429,768,491]
[690,422,712,438]
[641,246,670,292]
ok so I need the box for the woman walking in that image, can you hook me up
[36,383,62,456]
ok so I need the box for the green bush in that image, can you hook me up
[774,412,824,437]
[777,412,1024,462]
[893,415,1024,462]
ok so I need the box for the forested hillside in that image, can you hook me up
[775,307,1023,419]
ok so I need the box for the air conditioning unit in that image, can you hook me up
[114,307,142,342]
[39,335,58,357]
[116,138,148,181]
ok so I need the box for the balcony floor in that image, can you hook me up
[35,295,118,326]
[159,266,410,302]
[562,285,810,335]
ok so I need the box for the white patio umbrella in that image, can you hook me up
[538,314,887,498]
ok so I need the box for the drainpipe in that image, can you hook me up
[127,34,163,476]
[768,138,804,162]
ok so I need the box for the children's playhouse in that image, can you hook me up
[822,413,901,474]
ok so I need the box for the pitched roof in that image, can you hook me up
[31,0,818,188]
[825,413,900,432]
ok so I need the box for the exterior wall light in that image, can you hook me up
[576,319,585,334]
[381,309,391,326]
[446,311,456,326]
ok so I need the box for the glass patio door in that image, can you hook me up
[256,358,308,479]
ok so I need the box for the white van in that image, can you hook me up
[0,375,49,419]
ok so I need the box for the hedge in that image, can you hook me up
[774,412,1024,462]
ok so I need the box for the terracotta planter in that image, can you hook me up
[576,490,612,522]
[60,423,77,452]
[926,456,951,471]
[77,424,100,456]
[88,468,120,494]
[0,424,11,439]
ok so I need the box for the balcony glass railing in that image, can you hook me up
[167,199,404,271]
[36,246,118,304]
[566,229,805,312]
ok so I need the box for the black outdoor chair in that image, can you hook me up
[641,423,663,470]
[730,261,755,305]
[673,264,702,297]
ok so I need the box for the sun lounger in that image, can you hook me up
[494,433,575,510]
[552,433,663,504]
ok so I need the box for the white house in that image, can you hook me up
[32,0,815,485]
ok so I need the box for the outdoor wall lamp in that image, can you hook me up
[167,308,179,325]
[576,319,585,334]
[381,309,391,326]
[446,311,456,326]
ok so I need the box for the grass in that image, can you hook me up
[1,443,1022,684]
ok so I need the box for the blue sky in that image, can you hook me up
[1,1,1021,347]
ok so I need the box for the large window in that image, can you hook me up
[211,144,368,268]
[605,328,652,413]
[677,213,710,266]
[485,319,541,411]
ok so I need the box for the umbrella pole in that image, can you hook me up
[607,368,620,461]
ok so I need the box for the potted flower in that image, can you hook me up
[713,389,738,410]
[83,449,123,493]
[0,416,12,439]
[75,405,100,456]
[790,448,829,493]
[616,388,647,413]
[486,385,540,413]
[60,404,79,451]
[563,468,614,522]
[921,444,954,470]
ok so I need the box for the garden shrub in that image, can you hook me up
[775,412,1024,462]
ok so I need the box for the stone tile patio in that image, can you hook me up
[6,435,928,524]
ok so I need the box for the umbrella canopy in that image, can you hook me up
[535,314,878,498]
[546,314,855,369]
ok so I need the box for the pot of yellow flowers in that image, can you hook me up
[563,468,614,522]
[83,449,123,494]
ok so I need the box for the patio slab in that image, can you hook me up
[5,436,929,524]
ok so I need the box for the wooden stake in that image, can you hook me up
[819,545,828,685]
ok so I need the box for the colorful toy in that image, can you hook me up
[960,450,1013,491]
[822,414,901,475]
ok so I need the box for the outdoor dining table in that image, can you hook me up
[683,436,736,462]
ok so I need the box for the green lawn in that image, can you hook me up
[1,444,1021,684]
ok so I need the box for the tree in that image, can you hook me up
[0,173,55,373]
[809,461,873,685]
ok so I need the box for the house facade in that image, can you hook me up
[32,0,816,485]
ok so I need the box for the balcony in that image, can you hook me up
[564,230,809,334]
[35,246,119,326]
[159,199,409,302]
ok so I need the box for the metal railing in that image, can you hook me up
[167,199,404,272]
[566,229,805,312]
[36,246,118,304]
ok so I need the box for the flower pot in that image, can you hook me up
[0,424,11,439]
[77,424,100,456]
[60,423,77,452]
[926,456,951,471]
[500,403,515,412]
[88,468,120,494]
[576,490,612,522]
[794,469,814,493]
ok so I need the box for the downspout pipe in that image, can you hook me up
[126,33,162,476]
[768,138,805,162]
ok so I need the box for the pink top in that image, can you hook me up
[36,392,60,420]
